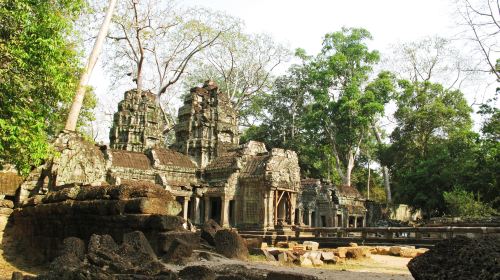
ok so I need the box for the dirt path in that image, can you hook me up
[164,254,414,280]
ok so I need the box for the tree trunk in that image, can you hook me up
[65,0,117,131]
[344,152,355,186]
[371,124,392,205]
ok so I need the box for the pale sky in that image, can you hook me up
[88,0,496,143]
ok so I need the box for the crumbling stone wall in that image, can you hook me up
[9,183,188,264]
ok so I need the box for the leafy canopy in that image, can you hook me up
[0,0,91,174]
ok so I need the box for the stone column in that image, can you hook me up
[263,193,269,227]
[221,198,230,228]
[307,210,312,227]
[192,197,200,224]
[297,208,303,225]
[204,196,210,223]
[290,193,296,225]
[182,197,189,221]
[267,190,274,228]
[354,216,358,228]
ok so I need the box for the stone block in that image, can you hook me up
[320,251,335,261]
[201,219,222,246]
[0,200,14,209]
[303,241,319,251]
[179,265,216,280]
[158,231,200,254]
[164,238,193,263]
[214,229,249,260]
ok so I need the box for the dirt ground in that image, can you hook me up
[0,252,414,280]
[164,253,414,280]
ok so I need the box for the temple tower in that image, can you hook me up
[173,80,239,168]
[109,89,166,152]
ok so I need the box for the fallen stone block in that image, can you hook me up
[400,247,418,258]
[201,219,222,246]
[303,241,319,251]
[214,229,249,260]
[349,242,358,247]
[179,265,216,280]
[164,238,193,263]
[320,251,335,261]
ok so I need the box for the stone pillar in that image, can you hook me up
[354,216,358,228]
[267,190,274,229]
[290,193,296,225]
[204,196,210,223]
[192,196,200,224]
[362,215,366,227]
[307,210,312,227]
[297,208,303,225]
[263,193,269,227]
[182,197,189,221]
[221,198,230,227]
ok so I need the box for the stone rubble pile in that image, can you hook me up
[259,241,429,267]
[11,231,319,280]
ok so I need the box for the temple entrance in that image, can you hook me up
[357,216,364,228]
[321,215,327,227]
[210,197,222,225]
[273,190,294,226]
[229,200,235,227]
[337,214,342,227]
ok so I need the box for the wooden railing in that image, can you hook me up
[292,226,500,241]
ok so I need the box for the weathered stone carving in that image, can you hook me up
[109,89,166,152]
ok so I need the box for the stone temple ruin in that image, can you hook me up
[7,81,367,231]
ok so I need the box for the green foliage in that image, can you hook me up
[443,188,497,218]
[383,79,498,216]
[0,0,88,174]
[304,28,395,185]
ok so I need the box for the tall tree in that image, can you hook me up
[0,0,93,174]
[306,28,393,187]
[65,0,116,131]
[385,80,474,216]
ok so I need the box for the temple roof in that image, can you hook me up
[111,150,151,170]
[153,148,196,169]
[241,156,268,176]
[205,153,239,172]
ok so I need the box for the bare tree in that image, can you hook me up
[187,31,290,125]
[105,0,237,128]
[455,0,500,81]
[384,36,473,89]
